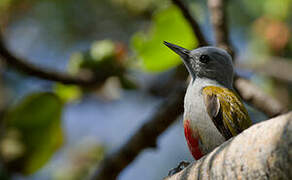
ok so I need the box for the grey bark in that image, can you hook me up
[164,112,292,180]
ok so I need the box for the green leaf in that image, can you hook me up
[90,40,115,61]
[67,52,84,75]
[54,83,82,103]
[67,40,119,78]
[3,92,64,175]
[131,5,197,72]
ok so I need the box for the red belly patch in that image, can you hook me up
[184,119,204,160]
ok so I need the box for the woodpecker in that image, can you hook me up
[164,42,252,160]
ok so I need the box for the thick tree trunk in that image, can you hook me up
[164,112,292,180]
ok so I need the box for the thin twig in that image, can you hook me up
[0,34,104,87]
[91,85,186,180]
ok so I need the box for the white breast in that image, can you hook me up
[183,78,225,154]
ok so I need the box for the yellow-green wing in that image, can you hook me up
[202,86,252,140]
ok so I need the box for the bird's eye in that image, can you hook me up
[199,55,210,63]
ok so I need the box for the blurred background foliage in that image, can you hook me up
[0,0,291,179]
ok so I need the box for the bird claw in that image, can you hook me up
[168,161,190,176]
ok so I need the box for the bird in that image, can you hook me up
[164,41,252,160]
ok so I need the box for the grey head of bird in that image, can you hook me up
[164,41,234,89]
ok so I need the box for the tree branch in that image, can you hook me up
[90,84,186,180]
[207,0,233,55]
[164,111,292,180]
[236,57,292,83]
[234,77,287,117]
[0,33,105,87]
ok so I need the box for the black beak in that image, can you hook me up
[164,41,195,78]
[163,41,190,60]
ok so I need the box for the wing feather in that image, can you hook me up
[202,86,252,140]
